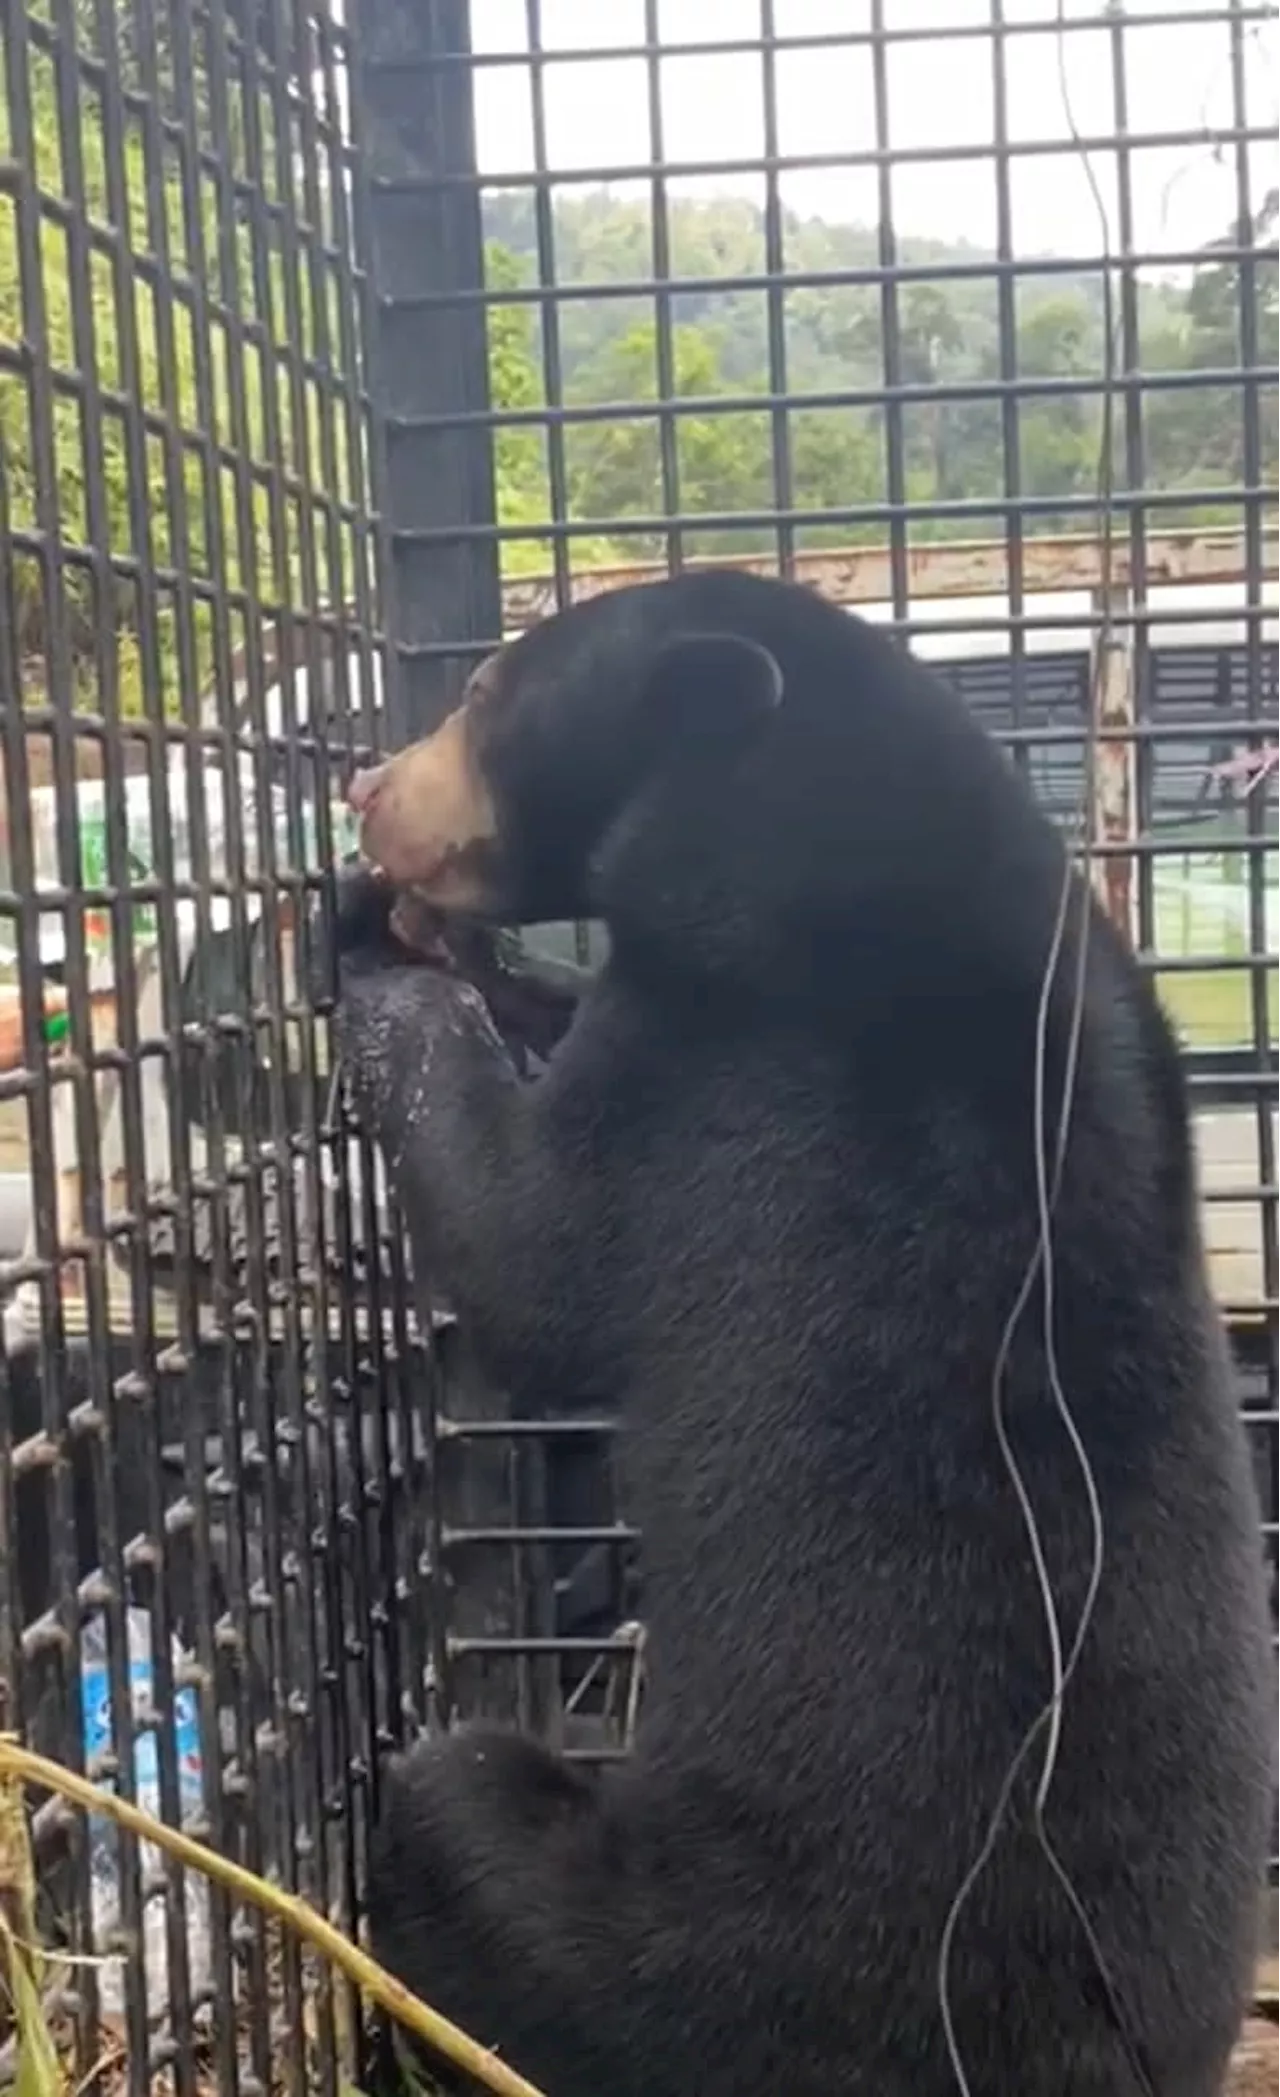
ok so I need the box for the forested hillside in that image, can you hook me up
[483,186,1279,566]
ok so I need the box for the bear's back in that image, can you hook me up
[537,578,1273,2092]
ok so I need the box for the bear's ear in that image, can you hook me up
[643,631,784,754]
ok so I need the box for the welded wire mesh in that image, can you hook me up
[0,1,429,2088]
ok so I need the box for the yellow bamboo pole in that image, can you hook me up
[0,1738,546,2097]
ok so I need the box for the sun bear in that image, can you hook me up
[335,570,1273,2097]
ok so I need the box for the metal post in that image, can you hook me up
[350,0,532,1732]
[351,0,503,742]
[1090,580,1137,945]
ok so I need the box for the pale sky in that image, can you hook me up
[469,0,1279,264]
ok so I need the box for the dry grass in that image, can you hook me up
[1,1948,445,2096]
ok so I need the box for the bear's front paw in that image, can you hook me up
[337,959,487,1133]
[372,1728,597,1907]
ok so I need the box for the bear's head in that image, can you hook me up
[346,571,1049,1004]
[347,579,785,937]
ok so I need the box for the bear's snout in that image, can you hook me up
[344,711,502,909]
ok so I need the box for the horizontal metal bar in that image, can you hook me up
[0,164,364,285]
[363,8,1276,73]
[399,603,1279,663]
[391,364,1280,438]
[383,243,1279,314]
[441,1525,638,1547]
[0,529,385,634]
[437,1416,618,1440]
[447,1636,639,1657]
[394,487,1280,547]
[372,123,1275,195]
[494,528,1280,618]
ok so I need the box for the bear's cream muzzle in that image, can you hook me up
[347,691,501,912]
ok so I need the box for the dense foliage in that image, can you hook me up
[0,32,358,715]
[484,187,1278,567]
[0,36,1275,706]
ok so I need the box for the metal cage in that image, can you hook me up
[0,0,1275,2089]
[0,2,419,2088]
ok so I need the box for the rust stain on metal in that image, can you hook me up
[499,527,1279,631]
[1089,591,1137,940]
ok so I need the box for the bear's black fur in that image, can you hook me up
[336,571,1273,2097]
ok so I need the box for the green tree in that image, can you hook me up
[0,32,336,716]
[1186,197,1277,480]
[564,321,772,555]
[5,130,1272,686]
[1013,293,1101,522]
[483,239,549,551]
[482,239,618,573]
[788,409,883,541]
[481,185,1275,543]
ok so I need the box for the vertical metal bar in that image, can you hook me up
[758,0,794,582]
[1090,579,1137,937]
[868,0,910,626]
[642,0,684,577]
[0,4,120,2074]
[261,0,353,1955]
[128,0,273,2079]
[1108,4,1151,962]
[524,1,572,616]
[311,4,413,1977]
[89,5,238,2078]
[362,0,502,738]
[989,0,1029,780]
[1226,0,1278,1367]
[213,3,335,2082]
[325,1,432,1910]
[50,0,198,2079]
[0,183,93,2056]
[354,0,521,1735]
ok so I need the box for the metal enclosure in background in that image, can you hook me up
[0,0,1274,2090]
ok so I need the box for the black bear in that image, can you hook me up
[336,571,1273,2097]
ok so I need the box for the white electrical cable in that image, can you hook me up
[936,5,1159,2092]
